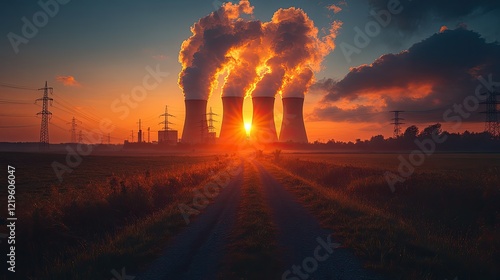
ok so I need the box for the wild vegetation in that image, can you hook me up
[272,124,500,152]
[219,161,281,279]
[0,152,234,279]
[263,153,500,279]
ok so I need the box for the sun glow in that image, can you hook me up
[244,122,252,135]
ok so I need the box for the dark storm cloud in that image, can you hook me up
[308,105,386,122]
[368,0,500,34]
[312,28,500,123]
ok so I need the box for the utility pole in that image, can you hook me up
[147,127,150,143]
[390,110,405,138]
[131,130,134,142]
[36,81,53,149]
[107,133,111,145]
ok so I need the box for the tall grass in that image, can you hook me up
[218,161,282,279]
[12,156,232,278]
[266,157,499,279]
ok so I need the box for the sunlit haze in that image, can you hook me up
[1,0,499,144]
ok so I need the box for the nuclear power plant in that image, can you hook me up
[219,96,246,143]
[250,96,279,143]
[279,97,308,143]
[181,99,208,143]
[181,95,308,144]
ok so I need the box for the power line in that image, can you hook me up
[0,82,38,91]
[0,99,33,105]
[0,124,38,128]
[0,114,34,117]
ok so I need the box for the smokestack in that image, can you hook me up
[250,97,278,143]
[182,100,208,143]
[279,97,308,143]
[219,97,246,143]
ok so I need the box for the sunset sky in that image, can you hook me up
[1,0,499,143]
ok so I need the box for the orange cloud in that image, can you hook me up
[56,75,81,87]
[439,25,448,33]
[327,4,342,14]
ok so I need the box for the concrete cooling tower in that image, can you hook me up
[181,99,208,143]
[219,97,246,143]
[279,97,308,143]
[250,97,278,143]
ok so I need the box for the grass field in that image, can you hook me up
[284,152,500,173]
[264,152,500,279]
[1,151,498,279]
[0,151,234,279]
[0,152,220,198]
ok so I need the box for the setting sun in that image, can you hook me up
[244,122,252,135]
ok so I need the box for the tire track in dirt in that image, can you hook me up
[137,162,244,280]
[254,160,385,280]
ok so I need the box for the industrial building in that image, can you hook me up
[158,130,178,144]
[181,94,309,145]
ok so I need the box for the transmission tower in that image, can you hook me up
[36,81,53,148]
[147,127,150,143]
[479,87,500,137]
[390,110,405,138]
[107,133,111,145]
[206,107,218,133]
[67,117,81,143]
[159,106,175,131]
[160,106,176,142]
[131,130,134,142]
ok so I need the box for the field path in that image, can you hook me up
[254,161,385,280]
[137,162,244,280]
[138,159,384,279]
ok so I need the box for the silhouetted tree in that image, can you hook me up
[404,125,419,139]
[420,123,442,138]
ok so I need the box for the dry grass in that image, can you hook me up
[7,155,236,279]
[262,157,499,280]
[218,160,282,280]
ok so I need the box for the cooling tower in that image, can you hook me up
[279,97,308,143]
[219,97,246,143]
[181,99,208,143]
[250,97,278,143]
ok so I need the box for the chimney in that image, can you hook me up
[279,97,308,143]
[250,96,278,143]
[181,99,208,143]
[219,96,246,144]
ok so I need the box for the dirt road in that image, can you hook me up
[138,159,384,279]
[137,163,244,280]
[255,161,383,280]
